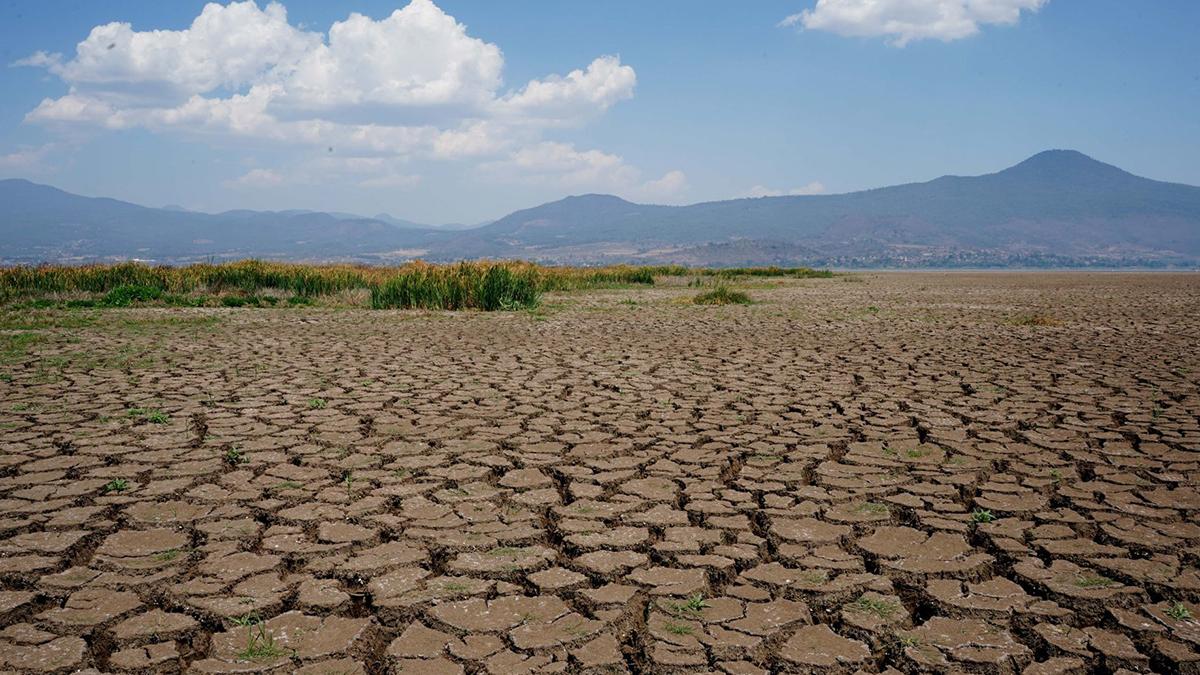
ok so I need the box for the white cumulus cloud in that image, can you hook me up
[41,1,317,97]
[496,56,636,124]
[15,0,664,195]
[781,0,1048,46]
[279,0,502,110]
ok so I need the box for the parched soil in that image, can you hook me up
[1,272,1198,674]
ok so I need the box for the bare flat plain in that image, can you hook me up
[1,272,1199,674]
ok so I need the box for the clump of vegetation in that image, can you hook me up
[848,595,900,619]
[970,509,995,523]
[1165,602,1192,620]
[1009,313,1061,327]
[127,407,169,424]
[665,594,709,617]
[230,613,261,627]
[370,262,541,310]
[693,286,752,305]
[798,569,829,584]
[856,501,890,515]
[101,284,162,307]
[537,265,656,290]
[662,620,694,636]
[307,398,326,410]
[102,478,129,493]
[224,447,247,465]
[237,619,288,661]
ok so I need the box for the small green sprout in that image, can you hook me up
[102,478,129,494]
[1165,602,1192,620]
[662,620,694,635]
[666,594,709,617]
[970,509,995,524]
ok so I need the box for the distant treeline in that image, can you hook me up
[0,260,831,310]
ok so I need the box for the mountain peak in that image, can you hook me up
[558,193,634,206]
[1001,149,1130,180]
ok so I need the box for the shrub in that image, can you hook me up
[370,263,540,310]
[694,286,752,305]
[101,285,162,307]
[1009,313,1061,327]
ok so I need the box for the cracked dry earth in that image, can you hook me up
[1,272,1199,675]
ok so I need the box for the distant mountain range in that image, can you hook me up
[3,150,1199,267]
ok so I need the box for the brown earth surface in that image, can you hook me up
[1,271,1198,673]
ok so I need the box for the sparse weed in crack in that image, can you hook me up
[970,509,995,524]
[665,594,709,618]
[662,620,694,635]
[1165,602,1191,620]
[237,621,289,662]
[102,478,129,493]
[848,595,899,619]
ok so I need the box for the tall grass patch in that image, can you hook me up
[694,286,752,305]
[370,263,540,310]
[0,260,828,310]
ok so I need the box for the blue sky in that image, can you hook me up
[1,0,1197,224]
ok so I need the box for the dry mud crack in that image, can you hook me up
[1,272,1199,673]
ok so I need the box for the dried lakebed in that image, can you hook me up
[0,272,1198,673]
